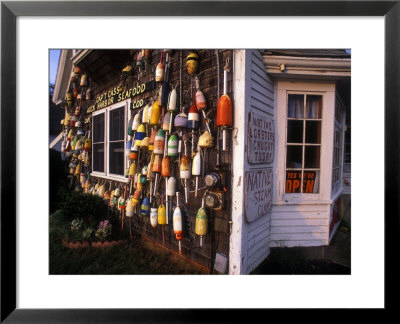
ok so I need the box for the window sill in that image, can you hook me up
[90,172,129,183]
[273,198,333,206]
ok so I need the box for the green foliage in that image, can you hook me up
[94,220,112,241]
[62,192,109,223]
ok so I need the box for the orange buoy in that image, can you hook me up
[216,60,233,151]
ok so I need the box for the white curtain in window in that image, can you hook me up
[306,96,320,119]
[288,95,304,118]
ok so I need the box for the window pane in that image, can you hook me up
[286,145,302,168]
[305,120,321,144]
[288,94,304,118]
[110,107,125,141]
[93,114,104,143]
[287,120,303,143]
[93,143,104,172]
[285,170,302,193]
[109,141,124,175]
[304,146,320,168]
[306,95,322,119]
[303,170,319,193]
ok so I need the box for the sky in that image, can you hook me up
[49,49,60,85]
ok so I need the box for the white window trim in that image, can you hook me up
[91,99,131,183]
[284,91,323,198]
[274,81,336,205]
[331,94,346,196]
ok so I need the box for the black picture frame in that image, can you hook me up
[1,0,398,322]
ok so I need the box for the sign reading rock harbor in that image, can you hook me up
[244,168,273,222]
[86,80,155,114]
[248,111,274,164]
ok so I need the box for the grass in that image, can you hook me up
[49,210,205,275]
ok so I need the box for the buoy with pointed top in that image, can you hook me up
[173,192,183,254]
[162,112,171,132]
[195,198,208,247]
[153,129,165,156]
[195,77,212,134]
[150,101,161,126]
[149,129,157,152]
[192,152,201,197]
[130,143,139,160]
[188,102,199,156]
[140,197,150,216]
[128,161,137,179]
[155,51,165,83]
[167,134,178,157]
[167,87,177,133]
[132,189,141,207]
[162,155,171,224]
[126,197,134,218]
[216,60,233,151]
[135,124,146,146]
[180,154,191,203]
[152,154,162,196]
[174,111,187,156]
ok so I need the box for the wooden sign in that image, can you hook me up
[248,111,274,164]
[244,168,273,222]
[86,80,155,114]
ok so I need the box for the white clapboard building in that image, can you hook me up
[52,49,351,274]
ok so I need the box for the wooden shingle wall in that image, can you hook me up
[77,49,234,272]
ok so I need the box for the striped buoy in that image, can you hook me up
[135,124,146,146]
[167,134,178,156]
[140,197,150,216]
[187,104,199,130]
[154,129,165,155]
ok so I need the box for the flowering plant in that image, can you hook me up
[95,220,112,241]
[82,227,93,240]
[70,218,84,232]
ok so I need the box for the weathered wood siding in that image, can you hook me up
[269,205,330,247]
[78,49,233,272]
[244,50,274,273]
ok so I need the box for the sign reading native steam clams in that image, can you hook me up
[248,111,274,164]
[244,168,273,222]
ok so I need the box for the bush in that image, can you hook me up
[63,192,109,223]
[60,192,127,242]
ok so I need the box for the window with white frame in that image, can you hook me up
[91,100,129,180]
[332,96,345,195]
[285,93,322,194]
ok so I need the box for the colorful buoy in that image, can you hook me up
[153,129,165,155]
[167,134,178,157]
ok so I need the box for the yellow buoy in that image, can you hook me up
[186,52,199,75]
[150,101,161,126]
[158,203,166,225]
